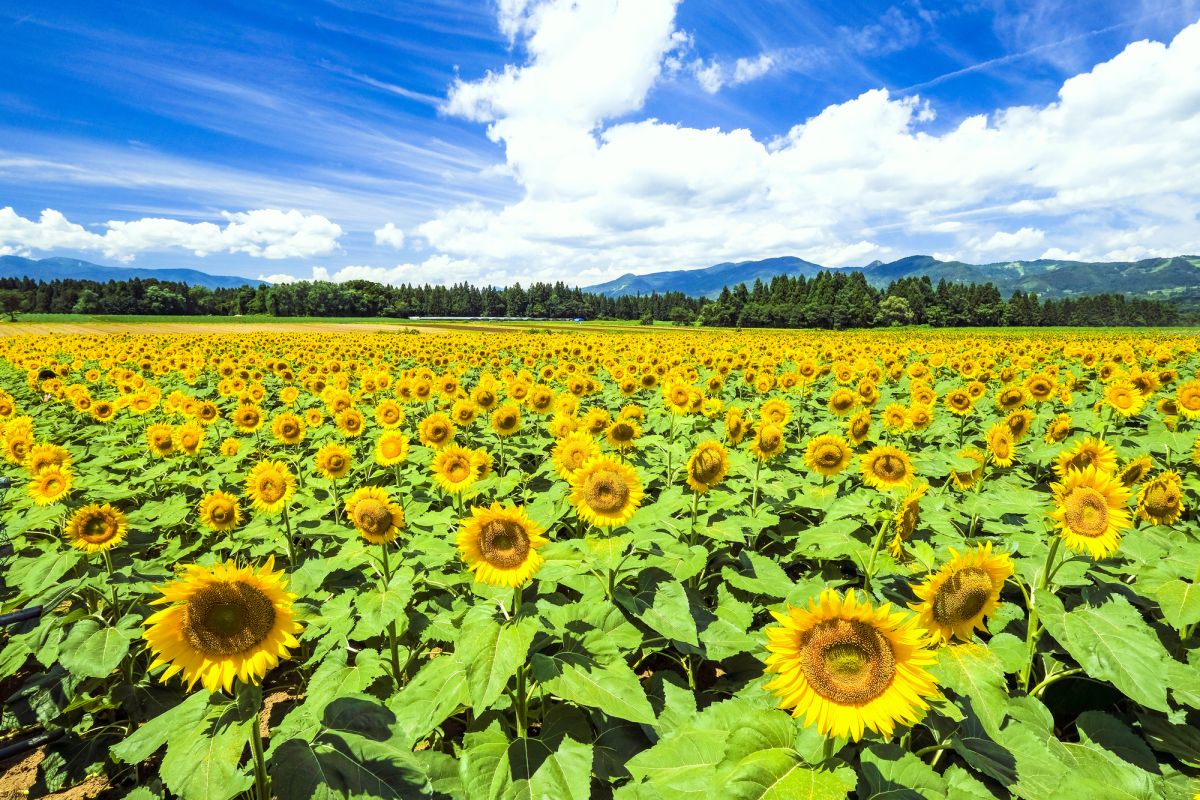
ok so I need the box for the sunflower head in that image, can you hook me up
[1137,470,1185,525]
[65,503,128,553]
[29,465,72,506]
[725,407,750,445]
[552,431,600,480]
[1004,409,1035,442]
[605,419,641,452]
[174,423,205,456]
[1105,380,1146,417]
[315,442,352,480]
[220,437,241,457]
[763,589,939,741]
[889,482,929,557]
[418,413,457,448]
[271,412,306,445]
[143,557,303,693]
[345,486,406,544]
[986,423,1016,468]
[198,491,243,533]
[860,445,913,490]
[457,502,548,588]
[686,440,729,493]
[146,424,175,457]
[949,448,985,491]
[244,460,296,514]
[910,543,1013,643]
[847,409,872,445]
[1055,436,1117,477]
[1116,455,1153,487]
[750,422,786,462]
[432,444,478,495]
[375,431,410,467]
[1044,413,1072,444]
[569,456,644,528]
[1049,465,1131,559]
[491,403,523,437]
[805,434,852,477]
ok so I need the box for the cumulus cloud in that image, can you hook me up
[374,222,406,249]
[692,52,776,94]
[0,207,342,261]
[418,2,1200,282]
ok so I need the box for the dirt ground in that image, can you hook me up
[0,748,111,800]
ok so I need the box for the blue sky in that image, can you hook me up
[1,0,1198,286]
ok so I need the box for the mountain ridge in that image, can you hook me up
[0,256,265,289]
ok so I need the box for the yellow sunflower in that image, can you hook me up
[569,457,644,528]
[418,412,456,448]
[949,448,985,491]
[804,434,853,477]
[198,491,243,533]
[431,444,478,495]
[604,419,641,452]
[1105,380,1146,417]
[889,482,929,557]
[749,422,786,462]
[1137,470,1185,525]
[335,408,366,438]
[456,502,548,588]
[909,543,1013,644]
[847,409,872,446]
[271,412,306,445]
[243,460,296,514]
[173,423,205,457]
[1174,378,1200,419]
[220,438,241,457]
[859,445,914,491]
[1116,455,1153,487]
[146,423,175,458]
[143,557,303,693]
[315,442,352,480]
[685,440,729,493]
[552,431,601,480]
[344,486,406,544]
[24,443,71,475]
[1049,465,1131,559]
[1043,413,1072,444]
[725,407,750,445]
[986,423,1016,468]
[763,589,939,741]
[64,503,128,553]
[491,403,523,437]
[375,431,410,467]
[29,465,72,506]
[1054,436,1117,477]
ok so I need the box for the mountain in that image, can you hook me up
[585,256,826,298]
[0,256,265,289]
[583,254,1200,302]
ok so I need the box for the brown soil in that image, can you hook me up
[0,747,111,800]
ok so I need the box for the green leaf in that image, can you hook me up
[1146,578,1200,629]
[531,653,656,724]
[112,690,210,765]
[160,695,255,800]
[455,608,538,713]
[722,552,794,598]
[58,618,134,679]
[929,643,1009,738]
[352,567,414,639]
[723,748,855,800]
[305,648,389,711]
[387,654,470,747]
[460,723,513,800]
[639,580,699,646]
[857,742,947,799]
[504,735,593,800]
[1035,590,1171,712]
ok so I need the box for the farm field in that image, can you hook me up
[1,326,1199,799]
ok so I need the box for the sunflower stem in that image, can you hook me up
[821,736,837,765]
[331,476,341,523]
[242,684,270,800]
[281,504,295,567]
[380,542,403,688]
[750,458,762,514]
[100,549,121,625]
[514,663,529,736]
[1029,667,1085,698]
[1019,534,1063,692]
[863,516,889,594]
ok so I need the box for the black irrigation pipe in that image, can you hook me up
[0,728,64,761]
[0,606,42,627]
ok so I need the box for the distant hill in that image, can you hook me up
[583,254,1200,302]
[0,256,265,289]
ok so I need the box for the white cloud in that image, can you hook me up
[373,222,406,249]
[733,53,775,84]
[307,255,507,286]
[0,207,342,261]
[258,273,299,284]
[692,52,776,94]
[415,6,1200,281]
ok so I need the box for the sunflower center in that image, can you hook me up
[480,519,530,569]
[932,567,993,626]
[1064,487,1108,538]
[354,499,393,536]
[183,581,276,657]
[80,513,117,543]
[381,440,404,458]
[758,429,781,452]
[691,449,724,483]
[873,455,907,482]
[815,444,844,467]
[1144,483,1178,515]
[258,477,283,503]
[585,470,630,513]
[611,423,634,442]
[800,619,896,705]
[446,457,472,482]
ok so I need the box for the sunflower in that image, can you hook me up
[1137,470,1184,525]
[220,438,241,457]
[173,423,205,457]
[198,491,243,533]
[882,403,908,432]
[725,407,750,445]
[375,431,410,467]
[24,443,71,475]
[889,482,928,557]
[986,423,1016,468]
[91,401,116,423]
[686,440,729,493]
[804,434,852,477]
[457,503,548,588]
[244,460,296,514]
[910,543,1013,644]
[569,457,644,528]
[847,409,872,446]
[860,445,913,490]
[64,503,128,553]
[143,557,303,693]
[271,412,306,445]
[828,388,858,416]
[949,448,985,491]
[491,403,523,437]
[1044,413,1072,444]
[418,413,456,449]
[315,442,352,480]
[432,444,478,495]
[552,431,601,480]
[470,448,494,480]
[1049,465,1131,559]
[605,419,641,452]
[1004,409,1035,442]
[763,589,939,742]
[908,404,933,431]
[146,424,175,457]
[1054,436,1117,477]
[1174,378,1200,419]
[1116,455,1153,487]
[232,405,263,434]
[1104,380,1146,417]
[344,486,406,544]
[759,398,792,426]
[750,422,786,462]
[374,399,406,429]
[450,399,477,427]
[29,465,72,506]
[335,408,365,438]
[944,389,974,416]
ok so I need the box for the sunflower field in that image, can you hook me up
[1,328,1199,800]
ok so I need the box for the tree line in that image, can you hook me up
[0,270,1183,328]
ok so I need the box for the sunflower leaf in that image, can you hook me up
[455,606,538,713]
[58,617,135,679]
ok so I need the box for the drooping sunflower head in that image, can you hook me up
[1044,413,1072,444]
[198,490,243,533]
[889,482,929,556]
[1054,436,1117,477]
[315,442,352,480]
[146,423,175,457]
[860,445,913,491]
[1049,465,1131,559]
[418,413,457,449]
[986,423,1016,467]
[29,465,72,506]
[1137,470,1185,526]
[271,412,306,445]
[804,434,852,477]
[763,589,939,742]
[910,543,1013,644]
[949,448,985,491]
[750,422,786,462]
[491,403,523,437]
[432,444,478,495]
[569,456,644,528]
[344,486,406,544]
[552,431,601,480]
[65,503,128,553]
[686,440,729,493]
[143,557,303,693]
[244,460,296,514]
[1116,455,1153,487]
[456,502,548,588]
[605,419,641,452]
[725,407,750,445]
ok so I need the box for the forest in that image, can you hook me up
[0,269,1183,328]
